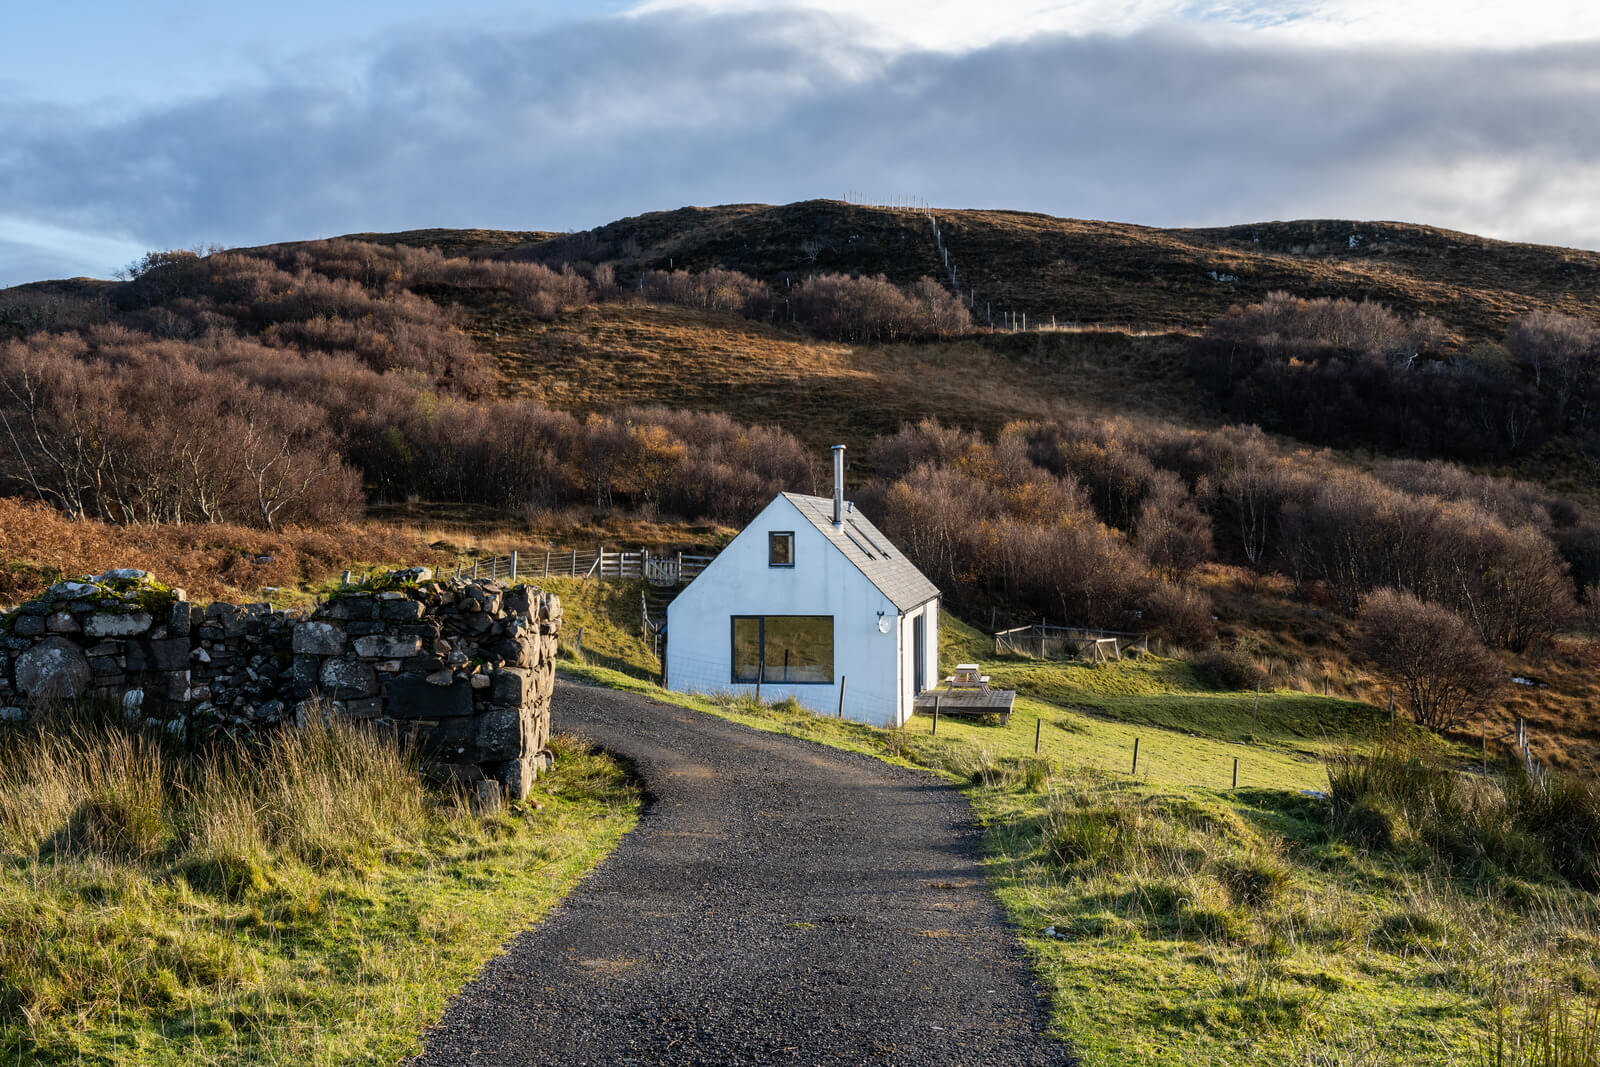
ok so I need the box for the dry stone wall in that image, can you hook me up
[0,569,561,799]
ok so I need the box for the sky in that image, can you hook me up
[2,0,1599,285]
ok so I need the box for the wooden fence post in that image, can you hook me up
[544,550,550,578]
[510,551,518,582]
[1482,719,1488,772]
[570,549,577,577]
[932,694,940,735]
[837,676,846,719]
[1232,758,1238,789]
[341,570,351,587]
[1035,717,1042,754]
[1131,737,1140,775]
[472,558,479,580]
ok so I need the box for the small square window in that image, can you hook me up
[769,531,795,567]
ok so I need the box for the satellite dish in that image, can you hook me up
[877,614,892,634]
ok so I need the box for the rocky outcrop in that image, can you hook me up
[0,569,561,800]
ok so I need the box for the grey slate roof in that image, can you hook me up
[781,493,941,613]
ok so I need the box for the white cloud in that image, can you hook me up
[3,10,1600,285]
[629,0,1600,50]
[0,216,147,288]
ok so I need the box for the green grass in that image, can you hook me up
[940,613,1389,761]
[538,577,663,678]
[0,719,639,1064]
[551,581,1372,793]
[550,579,1600,1066]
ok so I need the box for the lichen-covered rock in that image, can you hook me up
[93,569,151,582]
[292,621,346,655]
[15,636,93,699]
[352,634,422,659]
[475,708,522,761]
[319,658,376,698]
[85,612,153,638]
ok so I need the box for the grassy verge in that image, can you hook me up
[0,715,639,1064]
[552,580,1600,1065]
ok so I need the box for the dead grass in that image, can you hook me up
[366,500,736,557]
[465,300,1205,450]
[0,498,447,606]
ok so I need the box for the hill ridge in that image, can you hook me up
[321,199,1600,342]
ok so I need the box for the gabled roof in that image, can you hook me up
[781,493,940,613]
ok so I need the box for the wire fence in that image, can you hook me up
[340,546,717,589]
[649,648,1319,791]
[993,622,1148,661]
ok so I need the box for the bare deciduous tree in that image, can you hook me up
[1354,588,1503,732]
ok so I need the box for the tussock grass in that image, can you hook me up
[0,714,639,1063]
[1328,738,1600,890]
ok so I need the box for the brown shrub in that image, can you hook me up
[1354,588,1503,732]
[790,273,970,343]
[1143,581,1216,648]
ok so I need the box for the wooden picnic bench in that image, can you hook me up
[945,663,990,689]
[915,663,1016,723]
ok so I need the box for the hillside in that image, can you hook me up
[466,299,1201,450]
[4,201,1600,775]
[7,201,1600,1061]
[344,201,1600,342]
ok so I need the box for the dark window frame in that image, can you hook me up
[768,530,796,568]
[730,614,834,685]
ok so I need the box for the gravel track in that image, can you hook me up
[411,680,1076,1065]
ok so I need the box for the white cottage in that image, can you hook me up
[664,446,940,728]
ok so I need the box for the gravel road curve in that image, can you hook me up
[411,680,1076,1066]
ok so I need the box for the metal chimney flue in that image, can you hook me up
[831,445,845,527]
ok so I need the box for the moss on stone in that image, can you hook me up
[325,568,431,602]
[13,572,179,620]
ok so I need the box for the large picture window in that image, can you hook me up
[731,615,833,684]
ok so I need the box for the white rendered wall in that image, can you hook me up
[895,599,941,726]
[896,601,940,716]
[666,496,907,727]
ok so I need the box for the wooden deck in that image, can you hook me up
[913,687,1017,721]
